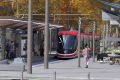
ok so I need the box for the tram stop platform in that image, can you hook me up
[0,53,120,80]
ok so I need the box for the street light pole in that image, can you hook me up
[27,0,32,74]
[78,17,82,67]
[93,21,96,62]
[44,0,49,69]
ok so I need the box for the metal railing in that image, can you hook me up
[1,71,120,80]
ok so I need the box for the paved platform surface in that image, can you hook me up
[0,55,120,80]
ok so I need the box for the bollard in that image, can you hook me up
[53,71,56,80]
[21,65,25,80]
[88,72,90,80]
[21,71,24,80]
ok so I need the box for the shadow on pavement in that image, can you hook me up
[32,54,74,66]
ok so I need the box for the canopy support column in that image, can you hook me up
[0,28,6,60]
[27,0,32,74]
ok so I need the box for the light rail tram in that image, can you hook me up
[56,31,99,59]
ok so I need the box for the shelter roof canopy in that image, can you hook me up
[0,18,63,30]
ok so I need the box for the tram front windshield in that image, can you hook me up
[57,35,77,54]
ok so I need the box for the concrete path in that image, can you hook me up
[0,56,120,80]
[31,57,120,80]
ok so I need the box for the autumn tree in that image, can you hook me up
[0,1,13,16]
[11,0,119,35]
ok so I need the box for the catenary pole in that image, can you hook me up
[44,0,49,69]
[27,0,32,74]
[16,0,19,18]
[92,21,95,62]
[78,17,82,67]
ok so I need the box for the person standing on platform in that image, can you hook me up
[9,41,16,60]
[5,40,10,59]
[82,44,91,68]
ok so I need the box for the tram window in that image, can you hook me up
[64,35,76,50]
[57,34,77,54]
[74,38,78,50]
